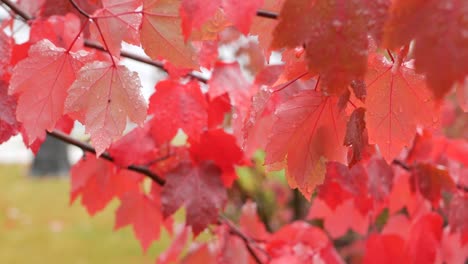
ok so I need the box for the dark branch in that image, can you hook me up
[69,0,91,19]
[256,9,279,19]
[84,41,208,83]
[0,0,32,20]
[47,130,165,186]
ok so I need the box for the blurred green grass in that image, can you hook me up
[0,164,171,264]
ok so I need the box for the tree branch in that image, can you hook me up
[69,0,91,19]
[256,9,279,19]
[0,0,32,20]
[47,130,166,185]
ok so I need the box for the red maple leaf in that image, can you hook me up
[264,89,347,198]
[161,161,227,235]
[383,0,468,98]
[272,0,390,95]
[65,61,147,155]
[0,81,19,144]
[9,40,90,144]
[149,80,207,143]
[365,52,439,161]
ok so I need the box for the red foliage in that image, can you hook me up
[1,0,467,263]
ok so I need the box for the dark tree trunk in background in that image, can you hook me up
[30,135,70,176]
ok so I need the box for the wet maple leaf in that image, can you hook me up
[0,81,19,144]
[272,0,390,95]
[115,190,167,252]
[161,162,227,235]
[9,40,89,144]
[65,61,147,155]
[90,0,141,57]
[149,80,207,142]
[0,31,11,78]
[383,0,468,98]
[365,52,439,161]
[264,90,347,198]
[141,0,198,68]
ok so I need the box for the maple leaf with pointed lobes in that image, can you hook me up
[364,52,439,161]
[383,0,468,99]
[89,0,141,58]
[265,90,347,199]
[149,80,207,143]
[272,0,390,95]
[115,189,170,252]
[9,40,90,144]
[65,61,147,156]
[141,0,198,68]
[0,81,19,144]
[161,162,227,236]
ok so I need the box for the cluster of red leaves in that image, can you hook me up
[0,0,467,263]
